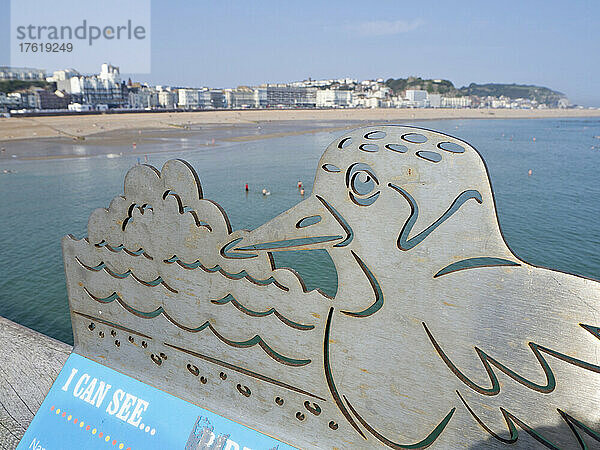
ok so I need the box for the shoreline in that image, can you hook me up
[1,108,599,143]
[1,108,599,162]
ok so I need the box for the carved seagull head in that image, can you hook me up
[233,125,516,283]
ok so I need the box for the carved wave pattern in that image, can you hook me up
[75,237,316,367]
[82,287,311,367]
[76,257,178,292]
[163,255,289,291]
[211,293,314,331]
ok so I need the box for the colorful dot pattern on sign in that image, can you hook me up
[17,353,297,449]
[50,405,132,449]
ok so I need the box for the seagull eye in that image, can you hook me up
[351,171,376,196]
[346,163,380,206]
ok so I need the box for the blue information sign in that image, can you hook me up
[18,353,296,449]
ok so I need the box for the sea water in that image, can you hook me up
[1,118,599,344]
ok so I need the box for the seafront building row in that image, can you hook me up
[0,64,569,114]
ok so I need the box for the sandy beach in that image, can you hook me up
[1,108,599,161]
[1,108,600,142]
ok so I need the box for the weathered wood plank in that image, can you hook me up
[0,317,71,449]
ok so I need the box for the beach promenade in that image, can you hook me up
[1,108,600,142]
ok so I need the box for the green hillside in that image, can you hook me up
[384,78,566,105]
[385,77,458,96]
[458,83,564,105]
[0,80,54,93]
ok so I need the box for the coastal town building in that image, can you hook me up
[68,103,93,112]
[128,85,158,109]
[0,66,46,81]
[316,89,352,108]
[0,64,572,114]
[157,88,177,109]
[54,64,125,107]
[224,87,262,109]
[405,89,428,107]
[0,91,36,110]
[32,89,71,110]
[48,69,80,82]
[199,89,226,109]
[428,94,442,108]
[178,88,200,109]
[441,97,472,108]
[264,84,316,108]
[406,89,428,102]
[365,97,381,108]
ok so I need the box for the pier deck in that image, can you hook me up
[0,317,71,449]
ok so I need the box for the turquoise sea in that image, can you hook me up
[1,118,599,344]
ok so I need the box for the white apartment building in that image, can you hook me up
[198,89,225,109]
[157,89,176,109]
[224,87,262,108]
[0,66,45,81]
[406,90,428,102]
[264,85,316,108]
[56,63,124,107]
[428,94,441,108]
[442,97,472,108]
[371,86,391,98]
[316,89,352,108]
[99,64,120,84]
[350,93,382,108]
[178,88,199,109]
[365,97,381,108]
[48,68,80,82]
[256,87,267,107]
[129,87,158,109]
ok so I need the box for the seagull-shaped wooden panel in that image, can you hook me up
[63,125,600,449]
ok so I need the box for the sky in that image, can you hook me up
[1,0,599,106]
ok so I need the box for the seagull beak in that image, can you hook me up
[232,194,353,253]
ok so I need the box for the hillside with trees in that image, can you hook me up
[385,77,458,96]
[459,83,564,105]
[0,80,54,93]
[384,77,565,105]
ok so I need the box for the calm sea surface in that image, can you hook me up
[1,118,599,344]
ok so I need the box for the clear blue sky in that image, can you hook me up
[1,0,598,106]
